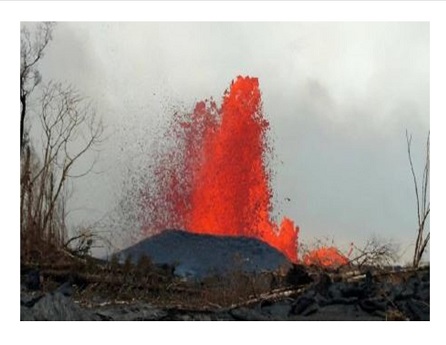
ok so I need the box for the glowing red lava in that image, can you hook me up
[184,77,299,262]
[140,76,350,267]
[141,76,299,262]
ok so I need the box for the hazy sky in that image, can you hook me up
[31,22,429,262]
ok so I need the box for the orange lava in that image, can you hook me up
[303,247,349,268]
[184,77,299,261]
[141,76,299,262]
[139,76,350,267]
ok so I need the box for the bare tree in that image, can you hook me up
[21,82,104,261]
[20,22,106,264]
[406,130,430,268]
[20,22,55,151]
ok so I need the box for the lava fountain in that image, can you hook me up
[140,76,299,262]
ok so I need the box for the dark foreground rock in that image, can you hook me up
[94,303,168,321]
[21,266,429,321]
[21,292,99,321]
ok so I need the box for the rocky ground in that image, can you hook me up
[21,263,429,321]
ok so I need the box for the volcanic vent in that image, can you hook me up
[139,76,299,262]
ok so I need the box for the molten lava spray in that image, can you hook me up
[141,76,299,262]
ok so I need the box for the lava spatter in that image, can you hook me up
[140,76,299,262]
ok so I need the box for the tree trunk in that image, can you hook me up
[20,94,26,151]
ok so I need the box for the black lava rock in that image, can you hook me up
[117,229,292,279]
[314,273,332,297]
[285,264,313,287]
[230,307,271,321]
[21,292,99,321]
[93,303,168,321]
[292,296,317,315]
[261,300,293,319]
[23,270,41,291]
[359,298,388,314]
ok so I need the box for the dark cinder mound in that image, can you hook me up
[118,229,291,278]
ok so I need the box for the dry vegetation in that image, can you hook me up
[21,23,104,265]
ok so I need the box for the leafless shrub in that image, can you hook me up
[348,236,399,268]
[63,225,113,259]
